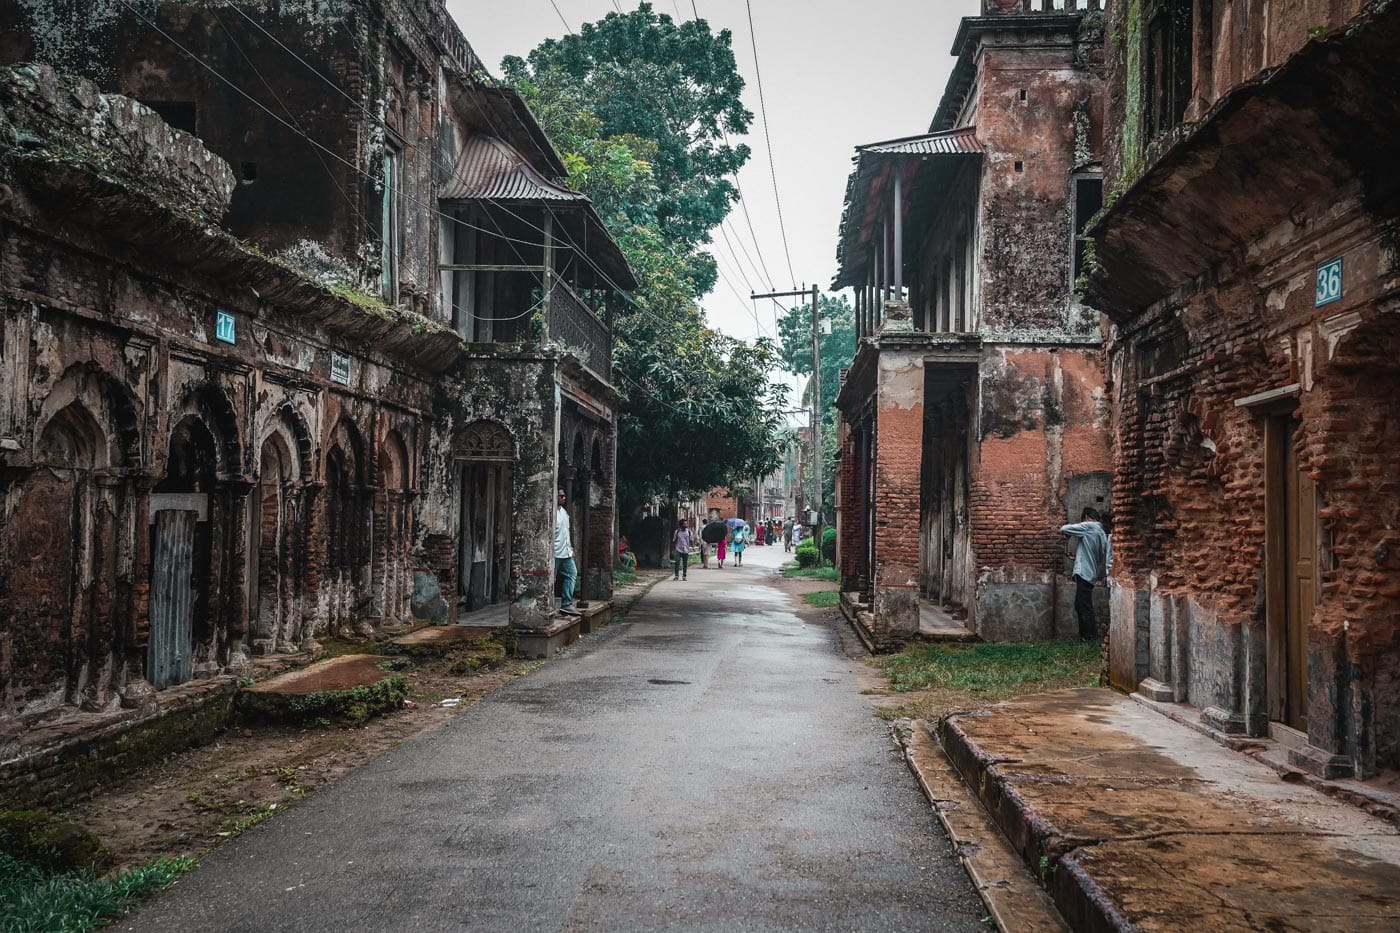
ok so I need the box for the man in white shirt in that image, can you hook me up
[555,487,578,614]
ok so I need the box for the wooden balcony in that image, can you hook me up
[547,272,611,377]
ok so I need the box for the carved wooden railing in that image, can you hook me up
[547,273,611,376]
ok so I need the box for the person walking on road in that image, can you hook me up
[672,519,694,581]
[732,523,748,566]
[1060,507,1111,641]
[782,518,793,552]
[716,527,728,568]
[555,488,578,615]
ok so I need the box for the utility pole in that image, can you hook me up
[752,285,824,562]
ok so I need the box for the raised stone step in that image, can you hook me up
[237,655,407,724]
[387,625,502,656]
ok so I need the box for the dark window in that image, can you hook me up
[1072,175,1103,284]
[381,144,403,301]
[144,101,197,135]
[1144,0,1194,138]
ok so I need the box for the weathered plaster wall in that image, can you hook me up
[973,346,1112,640]
[0,66,442,723]
[422,355,558,629]
[976,18,1104,334]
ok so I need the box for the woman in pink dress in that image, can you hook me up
[716,529,728,568]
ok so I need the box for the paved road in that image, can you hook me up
[128,543,985,931]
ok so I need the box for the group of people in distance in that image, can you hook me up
[667,515,803,581]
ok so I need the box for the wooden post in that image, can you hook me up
[893,167,904,297]
[541,210,554,336]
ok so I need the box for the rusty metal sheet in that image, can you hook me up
[149,509,196,690]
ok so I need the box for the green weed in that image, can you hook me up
[875,642,1100,700]
[780,563,839,582]
[801,589,840,608]
[0,851,193,932]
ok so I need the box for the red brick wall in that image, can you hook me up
[873,380,923,591]
[1109,241,1400,770]
[972,348,1111,575]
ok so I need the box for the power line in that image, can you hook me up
[215,2,551,257]
[743,0,797,286]
[132,0,755,365]
[547,0,573,32]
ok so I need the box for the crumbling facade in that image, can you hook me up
[1089,0,1400,778]
[833,0,1113,647]
[0,1,631,730]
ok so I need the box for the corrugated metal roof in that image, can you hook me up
[832,127,983,288]
[856,127,983,156]
[441,134,587,202]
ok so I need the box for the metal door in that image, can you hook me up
[149,509,196,689]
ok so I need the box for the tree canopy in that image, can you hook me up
[776,294,856,515]
[501,3,751,252]
[776,293,856,418]
[504,4,785,513]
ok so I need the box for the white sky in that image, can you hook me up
[448,0,975,412]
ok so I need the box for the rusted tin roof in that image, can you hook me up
[857,127,983,156]
[832,127,982,289]
[441,134,587,202]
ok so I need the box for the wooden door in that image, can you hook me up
[1284,423,1315,731]
[1267,416,1314,731]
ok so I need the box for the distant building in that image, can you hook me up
[832,0,1112,647]
[1088,0,1400,779]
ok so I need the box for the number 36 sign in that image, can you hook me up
[1315,257,1343,307]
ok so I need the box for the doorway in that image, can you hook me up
[149,417,216,689]
[455,421,515,613]
[1265,415,1315,733]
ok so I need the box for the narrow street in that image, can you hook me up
[124,543,986,932]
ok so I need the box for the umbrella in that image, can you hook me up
[701,521,729,544]
[725,518,748,529]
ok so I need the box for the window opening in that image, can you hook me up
[381,144,403,301]
[1144,0,1194,139]
[1071,174,1104,285]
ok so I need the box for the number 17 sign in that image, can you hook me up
[1315,257,1343,307]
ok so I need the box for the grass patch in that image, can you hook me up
[612,569,636,587]
[780,563,839,581]
[875,642,1100,700]
[801,589,840,608]
[0,851,194,932]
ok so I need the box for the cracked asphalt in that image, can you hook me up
[126,545,985,931]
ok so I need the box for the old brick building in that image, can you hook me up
[0,1,631,729]
[1089,0,1400,779]
[833,0,1113,647]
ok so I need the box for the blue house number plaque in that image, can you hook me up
[1315,257,1343,307]
[215,310,236,344]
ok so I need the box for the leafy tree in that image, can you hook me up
[777,294,855,518]
[505,5,785,515]
[501,3,751,251]
[776,293,855,417]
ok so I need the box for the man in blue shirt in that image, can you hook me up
[1060,508,1110,641]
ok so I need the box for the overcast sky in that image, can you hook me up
[448,0,974,345]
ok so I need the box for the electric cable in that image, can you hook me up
[742,0,797,286]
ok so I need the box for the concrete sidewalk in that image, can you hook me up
[937,689,1400,932]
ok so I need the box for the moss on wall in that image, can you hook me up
[1121,0,1143,167]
